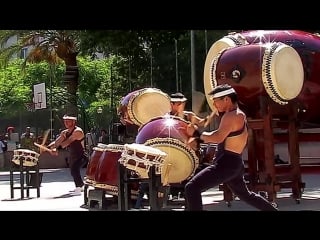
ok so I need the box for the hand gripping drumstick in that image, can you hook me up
[203,108,219,128]
[34,142,53,153]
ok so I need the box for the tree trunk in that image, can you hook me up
[63,53,79,115]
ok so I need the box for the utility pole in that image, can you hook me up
[190,30,196,92]
[175,39,179,92]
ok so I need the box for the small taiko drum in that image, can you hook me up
[12,149,40,167]
[84,143,109,186]
[94,144,139,197]
[204,42,304,118]
[119,143,167,179]
[135,115,199,184]
[94,144,124,194]
[117,88,171,126]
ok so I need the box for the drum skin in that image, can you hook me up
[205,30,320,126]
[135,115,199,183]
[117,88,171,127]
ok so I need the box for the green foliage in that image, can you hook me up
[0,30,232,134]
[0,59,30,116]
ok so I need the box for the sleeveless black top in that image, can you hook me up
[65,127,84,161]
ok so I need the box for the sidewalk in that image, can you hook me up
[0,168,87,211]
[0,168,320,211]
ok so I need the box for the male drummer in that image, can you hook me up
[169,92,216,128]
[47,113,86,196]
[184,84,278,211]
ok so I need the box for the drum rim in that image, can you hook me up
[123,143,167,158]
[138,114,191,132]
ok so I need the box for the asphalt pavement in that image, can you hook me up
[1,168,320,211]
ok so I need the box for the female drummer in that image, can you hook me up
[47,114,86,196]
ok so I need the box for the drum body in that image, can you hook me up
[12,149,40,167]
[204,42,304,119]
[94,144,124,194]
[117,90,140,126]
[85,144,108,186]
[135,115,199,184]
[94,144,139,197]
[205,30,320,126]
[117,88,171,127]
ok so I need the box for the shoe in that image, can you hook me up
[69,186,84,193]
[69,187,82,196]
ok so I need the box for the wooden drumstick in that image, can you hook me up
[204,109,219,128]
[34,142,55,153]
[39,129,50,154]
[42,129,50,145]
[162,163,172,186]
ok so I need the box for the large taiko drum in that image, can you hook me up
[12,149,40,167]
[84,143,109,186]
[135,115,199,184]
[205,30,320,125]
[117,88,171,127]
[204,42,304,118]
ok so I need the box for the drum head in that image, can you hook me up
[204,34,248,111]
[127,88,171,126]
[262,43,304,104]
[145,138,199,184]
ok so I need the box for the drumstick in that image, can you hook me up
[192,90,206,115]
[34,142,53,153]
[204,109,219,128]
[42,129,50,145]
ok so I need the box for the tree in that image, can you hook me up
[0,30,81,114]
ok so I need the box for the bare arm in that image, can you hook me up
[48,128,84,149]
[186,112,243,149]
[201,114,234,143]
[184,109,218,128]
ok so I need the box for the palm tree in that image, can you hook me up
[0,30,81,114]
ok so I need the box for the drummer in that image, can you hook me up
[169,92,216,128]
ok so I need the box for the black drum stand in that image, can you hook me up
[9,159,41,199]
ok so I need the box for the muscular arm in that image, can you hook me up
[184,110,217,128]
[48,128,84,149]
[201,114,234,143]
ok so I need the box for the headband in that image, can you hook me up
[209,88,235,99]
[63,115,77,121]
